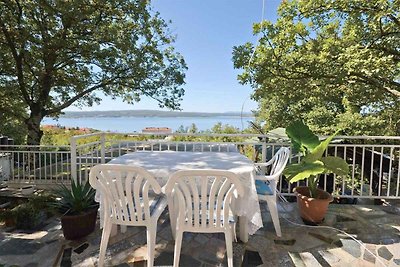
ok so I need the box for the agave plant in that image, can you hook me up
[283,121,349,198]
[53,180,97,215]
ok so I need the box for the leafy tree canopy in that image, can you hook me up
[0,0,187,144]
[0,89,27,143]
[233,0,400,135]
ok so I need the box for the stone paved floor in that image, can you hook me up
[1,201,400,267]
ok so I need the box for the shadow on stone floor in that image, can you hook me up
[1,202,400,266]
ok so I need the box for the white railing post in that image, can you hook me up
[259,137,268,175]
[70,136,77,183]
[100,132,106,164]
[261,137,267,163]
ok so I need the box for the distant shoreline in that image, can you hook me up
[58,109,254,118]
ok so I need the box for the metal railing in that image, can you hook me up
[69,132,400,199]
[2,132,400,199]
[0,144,71,187]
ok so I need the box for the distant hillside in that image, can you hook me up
[61,110,254,118]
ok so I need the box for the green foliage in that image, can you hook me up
[285,121,320,154]
[29,193,56,211]
[53,180,97,215]
[0,194,54,229]
[0,90,27,144]
[12,203,45,230]
[233,0,400,136]
[0,208,13,222]
[0,1,187,145]
[283,121,349,198]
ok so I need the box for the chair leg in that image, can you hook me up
[266,196,281,237]
[225,230,234,267]
[146,225,156,267]
[167,198,176,239]
[98,220,112,267]
[173,230,183,267]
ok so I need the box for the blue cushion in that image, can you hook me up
[255,180,274,195]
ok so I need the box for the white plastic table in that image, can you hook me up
[100,150,263,242]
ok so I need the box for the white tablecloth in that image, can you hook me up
[99,151,263,236]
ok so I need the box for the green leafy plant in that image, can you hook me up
[12,203,45,230]
[0,202,47,230]
[283,121,349,198]
[0,208,14,223]
[53,180,97,216]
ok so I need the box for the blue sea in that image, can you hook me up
[42,116,254,133]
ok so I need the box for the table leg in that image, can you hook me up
[239,216,249,243]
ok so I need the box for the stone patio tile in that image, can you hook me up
[241,250,263,266]
[386,244,400,258]
[197,249,225,265]
[158,226,173,241]
[354,206,387,216]
[363,244,377,264]
[318,250,341,266]
[74,256,96,267]
[194,233,209,245]
[327,247,358,265]
[350,258,375,267]
[262,251,294,267]
[0,238,45,255]
[0,203,399,267]
[299,252,321,267]
[341,239,362,258]
[288,252,306,267]
[155,251,201,266]
[378,246,394,261]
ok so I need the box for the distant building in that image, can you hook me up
[142,127,172,134]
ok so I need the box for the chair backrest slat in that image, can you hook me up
[270,147,290,176]
[125,172,136,221]
[208,177,222,227]
[200,176,208,228]
[89,164,162,225]
[188,179,200,227]
[165,169,244,231]
[133,175,144,222]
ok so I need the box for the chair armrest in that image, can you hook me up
[254,158,274,167]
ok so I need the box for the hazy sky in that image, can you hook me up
[66,0,281,113]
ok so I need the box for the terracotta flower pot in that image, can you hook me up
[61,208,98,240]
[294,186,333,223]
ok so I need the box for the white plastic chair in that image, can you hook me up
[165,169,244,267]
[89,164,167,267]
[254,147,290,237]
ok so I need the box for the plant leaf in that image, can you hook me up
[285,120,320,154]
[283,161,325,183]
[52,180,96,215]
[321,156,349,176]
[303,129,340,163]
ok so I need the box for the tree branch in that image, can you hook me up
[0,17,31,105]
[352,72,400,97]
[46,77,121,114]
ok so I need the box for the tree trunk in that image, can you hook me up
[25,110,44,146]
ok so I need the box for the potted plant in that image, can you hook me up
[0,208,15,227]
[283,121,349,223]
[53,180,98,240]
